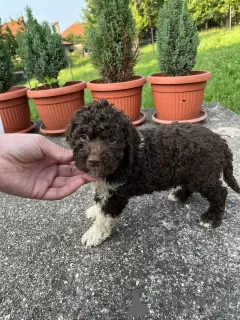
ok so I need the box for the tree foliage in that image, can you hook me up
[0,38,14,93]
[157,0,199,76]
[88,0,139,83]
[130,0,164,34]
[16,7,68,88]
[83,0,164,41]
[64,31,83,45]
[188,0,240,28]
[84,0,240,38]
[0,18,18,57]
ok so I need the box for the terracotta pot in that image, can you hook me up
[87,76,146,124]
[27,81,86,134]
[147,71,211,122]
[0,86,34,133]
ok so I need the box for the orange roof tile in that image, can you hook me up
[61,23,85,38]
[1,19,24,37]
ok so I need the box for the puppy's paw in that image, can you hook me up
[81,224,111,247]
[199,220,212,229]
[199,212,222,229]
[86,204,100,220]
[167,189,180,202]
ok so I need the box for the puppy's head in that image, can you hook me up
[66,99,140,178]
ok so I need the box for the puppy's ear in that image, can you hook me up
[66,111,78,149]
[124,120,141,168]
[65,121,74,148]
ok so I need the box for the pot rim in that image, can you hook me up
[87,75,146,92]
[0,86,28,102]
[27,80,86,98]
[147,71,211,85]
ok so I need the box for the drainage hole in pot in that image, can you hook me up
[182,99,186,102]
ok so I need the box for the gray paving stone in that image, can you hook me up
[0,104,240,320]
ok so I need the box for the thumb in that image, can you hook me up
[37,135,73,163]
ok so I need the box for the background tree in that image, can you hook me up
[63,31,83,45]
[0,38,14,93]
[0,18,18,57]
[157,0,199,76]
[83,0,164,43]
[16,7,68,88]
[188,0,240,29]
[88,0,139,83]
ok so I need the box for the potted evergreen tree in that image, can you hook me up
[0,37,34,133]
[17,7,86,134]
[147,0,211,123]
[86,0,146,125]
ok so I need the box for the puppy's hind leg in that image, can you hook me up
[199,183,228,229]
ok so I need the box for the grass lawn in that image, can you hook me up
[24,26,240,120]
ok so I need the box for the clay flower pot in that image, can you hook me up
[27,81,86,134]
[0,86,35,133]
[87,76,146,125]
[147,71,211,123]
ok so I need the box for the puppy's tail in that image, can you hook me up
[223,146,240,193]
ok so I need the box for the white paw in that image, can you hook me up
[199,220,212,229]
[167,189,179,202]
[86,204,100,220]
[81,224,111,247]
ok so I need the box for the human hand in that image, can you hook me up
[0,134,95,200]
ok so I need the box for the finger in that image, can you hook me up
[57,165,96,182]
[57,165,84,177]
[42,176,89,200]
[51,176,72,188]
[51,173,96,188]
[36,135,73,164]
[81,173,97,182]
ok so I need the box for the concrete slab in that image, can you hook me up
[0,104,240,320]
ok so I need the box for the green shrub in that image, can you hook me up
[156,0,199,76]
[13,59,24,72]
[88,0,139,83]
[64,32,83,45]
[0,39,14,93]
[16,7,68,88]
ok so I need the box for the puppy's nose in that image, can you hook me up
[88,155,100,167]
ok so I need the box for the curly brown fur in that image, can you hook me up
[67,99,240,246]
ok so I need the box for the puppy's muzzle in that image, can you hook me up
[87,155,101,167]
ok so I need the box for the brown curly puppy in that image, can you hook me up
[66,99,240,246]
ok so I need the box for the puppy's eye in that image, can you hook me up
[109,137,116,144]
[80,134,89,142]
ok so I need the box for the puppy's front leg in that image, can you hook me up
[81,195,128,247]
[85,203,100,221]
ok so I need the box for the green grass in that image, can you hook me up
[22,26,240,119]
[195,27,240,114]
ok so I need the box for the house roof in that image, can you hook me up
[1,19,23,37]
[62,41,73,45]
[61,23,85,38]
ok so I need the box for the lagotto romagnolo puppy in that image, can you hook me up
[66,99,240,247]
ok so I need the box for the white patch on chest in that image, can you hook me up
[93,179,122,204]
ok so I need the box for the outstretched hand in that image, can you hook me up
[0,134,95,200]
